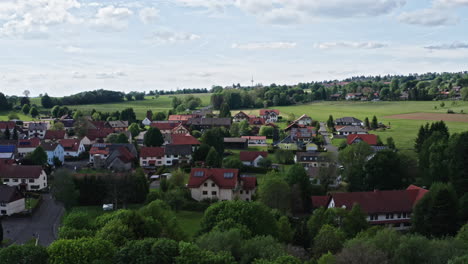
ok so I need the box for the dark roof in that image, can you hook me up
[28,122,48,131]
[240,176,257,190]
[0,185,24,203]
[44,130,66,140]
[0,145,16,153]
[17,138,41,148]
[239,151,268,162]
[187,118,231,126]
[296,152,326,162]
[107,121,129,128]
[224,137,247,143]
[59,139,81,151]
[170,134,200,145]
[347,134,378,145]
[150,121,181,131]
[259,109,280,116]
[165,144,192,155]
[86,128,114,140]
[335,117,363,124]
[311,195,330,208]
[337,126,368,133]
[140,147,165,157]
[41,142,61,151]
[0,165,44,179]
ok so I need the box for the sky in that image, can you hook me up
[0,0,468,96]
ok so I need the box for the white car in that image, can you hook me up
[102,204,114,211]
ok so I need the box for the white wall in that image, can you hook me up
[0,198,25,216]
[2,170,48,191]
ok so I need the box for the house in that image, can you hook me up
[171,123,190,135]
[105,146,136,171]
[240,151,268,167]
[89,143,137,163]
[44,130,66,141]
[81,128,114,146]
[186,118,231,130]
[192,107,213,118]
[345,93,363,100]
[0,185,25,216]
[295,152,329,170]
[290,127,315,143]
[0,121,16,134]
[311,185,428,230]
[28,122,48,139]
[142,111,153,126]
[0,145,16,160]
[335,117,364,126]
[336,126,368,136]
[285,114,313,131]
[150,121,182,134]
[241,136,267,147]
[170,133,200,151]
[233,111,250,122]
[41,142,65,165]
[107,121,129,132]
[0,165,48,191]
[135,131,146,146]
[17,138,41,157]
[140,147,165,167]
[188,168,257,201]
[165,145,193,166]
[276,136,299,150]
[347,134,378,146]
[259,109,280,123]
[224,138,248,149]
[58,115,75,131]
[59,139,85,157]
[330,94,341,100]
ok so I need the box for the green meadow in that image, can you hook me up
[238,101,468,149]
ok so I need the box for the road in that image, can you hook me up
[319,122,338,154]
[3,194,64,246]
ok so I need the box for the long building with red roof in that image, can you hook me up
[188,168,257,201]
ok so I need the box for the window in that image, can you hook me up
[3,179,9,182]
[0,202,6,207]
[29,179,34,183]
[402,212,407,218]
[211,183,215,187]
[211,191,217,195]
[240,190,243,194]
[30,185,40,189]
[13,179,18,182]
[386,213,394,219]
[202,191,208,195]
[245,190,249,194]
[397,213,402,219]
[204,183,208,187]
[1,210,6,215]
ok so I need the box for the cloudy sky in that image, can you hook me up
[0,0,467,96]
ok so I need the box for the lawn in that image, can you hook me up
[175,210,204,239]
[239,101,468,150]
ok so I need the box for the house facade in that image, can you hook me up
[233,111,250,122]
[0,165,48,191]
[140,147,165,167]
[336,126,368,136]
[0,185,25,216]
[59,139,86,157]
[165,145,192,166]
[335,117,364,126]
[17,138,41,157]
[347,134,378,145]
[240,151,268,167]
[188,168,256,201]
[42,142,65,165]
[259,109,280,123]
[241,136,267,147]
[28,122,48,139]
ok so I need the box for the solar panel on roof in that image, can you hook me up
[194,171,204,177]
[224,172,234,178]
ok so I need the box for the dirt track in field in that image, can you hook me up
[384,113,468,123]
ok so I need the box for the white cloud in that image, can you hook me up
[424,42,468,50]
[398,8,457,26]
[92,5,133,31]
[232,42,297,50]
[60,45,85,53]
[315,41,387,49]
[96,71,127,79]
[139,7,159,24]
[435,0,468,7]
[0,0,81,37]
[150,29,200,44]
[72,72,86,79]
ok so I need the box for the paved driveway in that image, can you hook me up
[319,122,338,154]
[2,194,64,246]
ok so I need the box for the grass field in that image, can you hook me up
[238,101,468,149]
[175,210,204,239]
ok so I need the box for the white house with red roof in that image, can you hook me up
[0,165,48,191]
[241,136,267,147]
[259,109,280,123]
[59,139,85,157]
[240,151,268,167]
[140,147,165,167]
[311,185,428,230]
[347,134,378,145]
[150,121,182,134]
[17,138,41,157]
[188,168,257,201]
[233,111,250,122]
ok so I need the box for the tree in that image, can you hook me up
[364,117,370,129]
[128,123,140,138]
[0,93,11,111]
[51,122,65,131]
[363,150,410,191]
[196,228,244,261]
[229,122,240,137]
[461,87,468,101]
[335,242,388,264]
[0,244,49,264]
[20,96,30,106]
[257,157,272,169]
[7,112,19,120]
[176,242,236,264]
[3,126,10,140]
[0,218,3,243]
[48,237,116,264]
[12,126,18,140]
[286,164,312,212]
[339,142,373,191]
[219,103,231,118]
[25,146,47,165]
[22,104,31,115]
[313,225,346,258]
[193,144,211,161]
[238,120,250,136]
[144,127,164,147]
[318,252,336,264]
[258,172,291,213]
[168,169,187,189]
[206,147,222,167]
[277,216,293,244]
[41,93,54,108]
[73,116,89,138]
[120,108,137,123]
[259,126,274,138]
[223,157,244,169]
[201,128,227,154]
[239,236,286,264]
[51,169,79,209]
[29,107,39,117]
[116,133,129,143]
[371,116,378,129]
[386,137,396,149]
[342,204,369,238]
[447,132,468,195]
[326,115,334,130]
[153,112,166,121]
[201,200,278,237]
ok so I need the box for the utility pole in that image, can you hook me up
[251,75,254,87]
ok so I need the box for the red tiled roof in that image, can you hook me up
[239,151,268,162]
[59,139,80,152]
[241,136,266,140]
[140,147,165,158]
[168,115,195,121]
[325,186,428,214]
[259,109,280,116]
[0,165,44,179]
[86,129,114,140]
[90,145,110,155]
[117,147,135,163]
[188,168,239,189]
[312,195,330,208]
[17,138,41,148]
[44,130,66,140]
[0,121,15,130]
[241,176,257,190]
[347,134,378,145]
[171,134,201,145]
[90,121,108,129]
[150,122,181,131]
[248,117,266,126]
